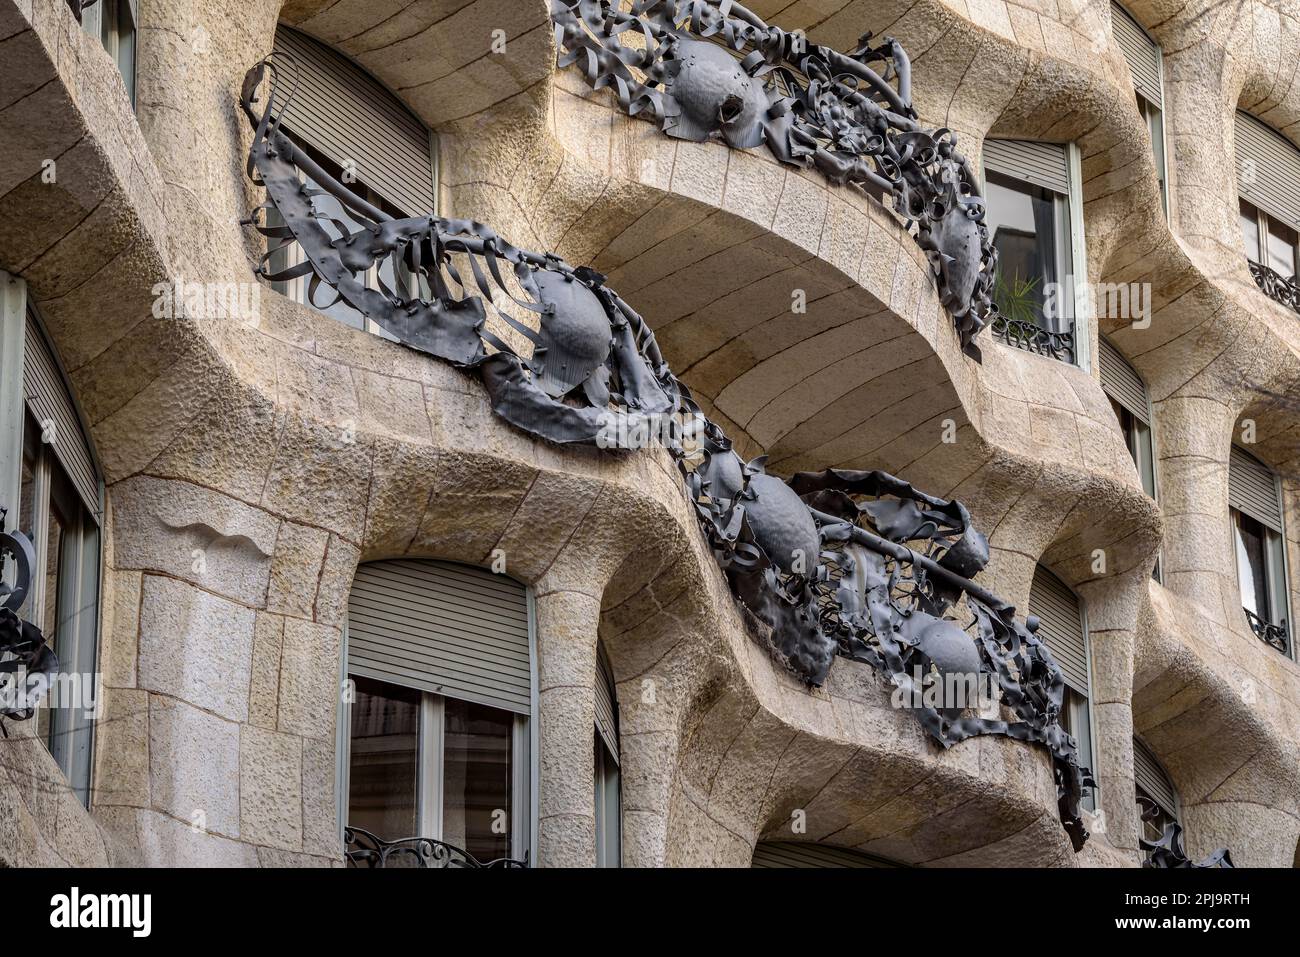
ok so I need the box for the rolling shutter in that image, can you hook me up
[1235,112,1300,233]
[1229,445,1283,532]
[751,842,899,868]
[1133,737,1177,819]
[984,140,1070,195]
[22,313,99,517]
[271,26,436,216]
[1029,566,1090,695]
[594,642,619,764]
[1112,3,1162,108]
[1098,336,1149,424]
[346,560,532,714]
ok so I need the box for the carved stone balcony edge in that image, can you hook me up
[240,56,1094,849]
[344,826,528,868]
[550,0,998,361]
[1248,259,1300,315]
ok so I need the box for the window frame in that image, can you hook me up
[593,641,621,867]
[1029,565,1099,813]
[982,142,1091,371]
[0,273,104,806]
[80,0,136,106]
[1227,445,1293,658]
[1240,198,1300,277]
[336,578,539,861]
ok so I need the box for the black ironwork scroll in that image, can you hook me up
[1248,259,1300,314]
[344,826,527,868]
[64,0,99,24]
[0,511,58,730]
[1243,607,1289,655]
[550,0,998,359]
[1138,798,1233,868]
[989,315,1075,363]
[240,56,1092,849]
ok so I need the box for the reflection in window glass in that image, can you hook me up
[1266,218,1298,278]
[985,171,1063,330]
[442,697,514,864]
[1233,508,1270,619]
[1137,786,1175,843]
[347,676,420,843]
[1240,199,1261,260]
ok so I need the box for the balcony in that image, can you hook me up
[1243,608,1289,655]
[344,827,528,869]
[989,316,1076,363]
[1247,260,1300,314]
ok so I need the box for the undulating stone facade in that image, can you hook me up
[1,0,1297,867]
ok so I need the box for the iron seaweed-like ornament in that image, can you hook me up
[0,517,59,729]
[239,56,1091,849]
[551,0,999,359]
[1138,798,1233,868]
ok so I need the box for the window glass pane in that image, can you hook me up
[1059,687,1095,812]
[985,171,1060,329]
[1240,199,1261,260]
[1136,786,1175,843]
[441,696,514,863]
[1265,216,1298,278]
[1143,100,1166,211]
[594,735,620,867]
[16,429,36,621]
[1109,398,1136,464]
[1233,509,1270,619]
[33,491,66,746]
[347,676,420,842]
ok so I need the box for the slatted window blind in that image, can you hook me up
[1111,3,1162,108]
[751,842,899,868]
[1029,565,1090,695]
[1133,737,1177,819]
[271,26,436,217]
[984,140,1071,195]
[1229,445,1283,532]
[1235,112,1300,233]
[1098,336,1150,424]
[22,313,99,516]
[346,560,532,714]
[595,642,619,763]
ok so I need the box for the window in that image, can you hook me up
[1240,198,1299,278]
[80,0,136,106]
[751,842,902,868]
[0,274,103,805]
[594,643,620,867]
[1112,3,1167,215]
[1228,446,1291,654]
[340,560,534,863]
[1133,737,1178,843]
[264,26,436,333]
[983,139,1088,366]
[1235,112,1300,285]
[1028,565,1095,810]
[1098,336,1160,579]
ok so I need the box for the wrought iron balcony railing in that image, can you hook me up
[1243,608,1289,655]
[1247,260,1300,314]
[989,316,1076,363]
[344,826,528,868]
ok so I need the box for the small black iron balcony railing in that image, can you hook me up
[989,316,1076,363]
[1247,260,1300,314]
[344,826,528,869]
[1243,608,1289,655]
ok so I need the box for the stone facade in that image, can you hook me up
[0,0,1297,867]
